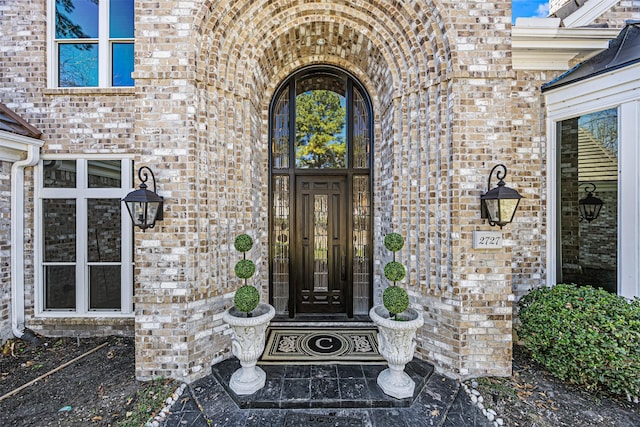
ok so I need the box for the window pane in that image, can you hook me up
[59,43,99,87]
[109,0,134,38]
[44,199,76,262]
[295,75,347,168]
[112,43,134,86]
[45,265,76,309]
[353,87,370,169]
[313,195,329,292]
[43,160,77,188]
[88,199,122,262]
[55,0,99,39]
[272,88,290,169]
[88,160,122,188]
[90,266,121,309]
[353,176,370,314]
[272,176,290,314]
[558,108,618,293]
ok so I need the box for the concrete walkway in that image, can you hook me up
[161,358,493,427]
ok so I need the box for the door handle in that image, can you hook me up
[341,255,346,280]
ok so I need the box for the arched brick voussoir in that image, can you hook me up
[195,1,452,96]
[232,19,398,105]
[218,10,429,92]
[211,12,412,98]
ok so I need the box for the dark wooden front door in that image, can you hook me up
[295,176,347,313]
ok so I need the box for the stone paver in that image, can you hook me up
[160,359,493,427]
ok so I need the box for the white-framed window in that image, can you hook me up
[546,65,640,299]
[48,0,134,88]
[36,157,134,316]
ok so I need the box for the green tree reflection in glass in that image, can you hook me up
[295,90,346,168]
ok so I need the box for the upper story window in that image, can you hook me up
[51,0,134,87]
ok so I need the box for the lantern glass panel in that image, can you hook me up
[126,201,146,226]
[484,199,500,223]
[500,198,520,223]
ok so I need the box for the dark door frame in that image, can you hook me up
[268,65,373,319]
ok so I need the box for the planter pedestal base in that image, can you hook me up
[229,364,267,395]
[222,303,275,396]
[377,366,415,399]
[369,305,424,400]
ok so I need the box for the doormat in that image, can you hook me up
[260,327,384,364]
[284,413,364,426]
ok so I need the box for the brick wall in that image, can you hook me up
[0,0,628,382]
[592,1,640,28]
[0,1,136,334]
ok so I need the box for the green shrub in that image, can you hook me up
[518,284,640,400]
[382,232,409,318]
[384,261,406,282]
[384,233,404,252]
[234,234,253,253]
[234,259,256,279]
[383,285,409,316]
[234,285,260,313]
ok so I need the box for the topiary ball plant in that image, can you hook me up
[384,261,406,282]
[234,233,253,253]
[235,259,256,279]
[382,232,409,319]
[232,233,260,316]
[234,284,260,313]
[384,232,404,252]
[383,285,409,318]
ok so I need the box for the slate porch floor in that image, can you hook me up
[162,358,493,427]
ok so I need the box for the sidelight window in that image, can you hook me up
[557,109,618,293]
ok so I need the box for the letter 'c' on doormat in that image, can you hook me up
[260,327,384,364]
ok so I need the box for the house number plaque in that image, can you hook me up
[473,231,503,249]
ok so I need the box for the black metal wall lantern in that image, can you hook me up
[122,166,164,231]
[578,182,604,223]
[481,164,523,229]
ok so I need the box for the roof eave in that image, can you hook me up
[513,18,620,71]
[0,130,44,162]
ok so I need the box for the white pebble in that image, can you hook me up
[150,421,159,427]
[477,402,484,411]
[487,412,495,422]
[471,395,478,403]
[471,380,478,388]
[165,397,173,405]
[482,408,487,416]
[496,418,504,426]
[471,389,481,396]
[488,409,497,416]
[477,395,483,403]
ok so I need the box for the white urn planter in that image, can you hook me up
[222,303,275,395]
[369,304,424,399]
